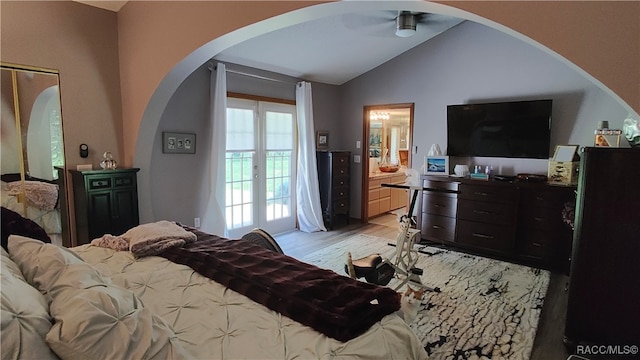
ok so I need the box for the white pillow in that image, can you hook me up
[0,247,59,359]
[8,235,191,360]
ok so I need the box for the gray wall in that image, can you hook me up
[150,63,333,227]
[150,20,630,226]
[337,21,629,218]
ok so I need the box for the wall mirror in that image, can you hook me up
[361,103,414,223]
[1,62,69,246]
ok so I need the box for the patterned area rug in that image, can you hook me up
[301,234,550,360]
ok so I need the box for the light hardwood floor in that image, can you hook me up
[275,213,571,360]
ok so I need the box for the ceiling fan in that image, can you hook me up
[342,10,452,38]
[395,11,421,37]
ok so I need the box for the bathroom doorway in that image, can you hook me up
[361,103,414,224]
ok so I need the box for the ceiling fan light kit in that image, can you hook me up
[396,11,417,37]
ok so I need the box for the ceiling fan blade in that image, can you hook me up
[340,10,399,38]
[416,13,457,26]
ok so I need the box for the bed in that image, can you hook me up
[1,211,428,360]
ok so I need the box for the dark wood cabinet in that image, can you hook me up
[70,168,140,245]
[564,147,640,349]
[316,151,350,229]
[419,175,575,271]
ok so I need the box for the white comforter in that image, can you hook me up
[71,244,428,360]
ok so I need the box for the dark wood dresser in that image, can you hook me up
[70,168,140,245]
[418,175,575,271]
[316,151,350,229]
[564,147,640,350]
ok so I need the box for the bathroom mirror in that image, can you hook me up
[1,62,68,246]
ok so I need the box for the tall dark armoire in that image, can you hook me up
[316,150,350,230]
[564,147,640,349]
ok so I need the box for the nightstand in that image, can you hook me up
[69,168,140,245]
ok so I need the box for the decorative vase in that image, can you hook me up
[623,117,640,147]
[100,151,117,169]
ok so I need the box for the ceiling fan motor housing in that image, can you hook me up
[396,11,417,37]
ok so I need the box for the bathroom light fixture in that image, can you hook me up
[370,112,390,121]
[395,11,417,37]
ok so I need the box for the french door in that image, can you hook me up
[225,98,297,238]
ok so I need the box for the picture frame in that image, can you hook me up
[552,145,578,162]
[163,132,196,154]
[425,155,449,175]
[316,131,329,149]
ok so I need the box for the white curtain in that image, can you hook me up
[295,82,326,232]
[201,62,227,236]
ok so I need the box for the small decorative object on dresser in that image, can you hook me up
[593,121,622,147]
[424,155,449,175]
[99,151,117,169]
[548,145,579,185]
[623,116,640,147]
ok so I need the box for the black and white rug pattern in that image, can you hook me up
[301,234,550,360]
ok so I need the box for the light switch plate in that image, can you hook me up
[76,164,93,171]
[354,155,361,163]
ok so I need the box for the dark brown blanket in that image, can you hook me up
[159,231,400,342]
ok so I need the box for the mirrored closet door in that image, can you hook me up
[1,62,69,246]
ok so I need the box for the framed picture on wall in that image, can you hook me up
[425,156,449,175]
[163,132,196,154]
[316,131,329,149]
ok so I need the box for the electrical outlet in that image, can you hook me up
[194,217,200,228]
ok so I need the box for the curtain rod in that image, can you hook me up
[208,62,298,85]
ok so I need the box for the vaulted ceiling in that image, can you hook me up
[73,1,464,85]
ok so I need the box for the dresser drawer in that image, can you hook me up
[422,178,459,192]
[457,199,516,225]
[332,199,350,215]
[422,193,457,217]
[332,175,349,188]
[421,213,456,243]
[519,206,565,230]
[456,220,514,252]
[332,186,349,200]
[88,177,112,190]
[520,187,573,208]
[332,153,349,167]
[517,230,553,260]
[114,174,136,188]
[333,165,349,177]
[459,184,517,204]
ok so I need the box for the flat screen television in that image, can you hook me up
[446,99,552,159]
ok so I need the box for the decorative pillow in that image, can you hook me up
[6,181,59,211]
[7,235,191,360]
[0,247,59,359]
[1,206,51,251]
